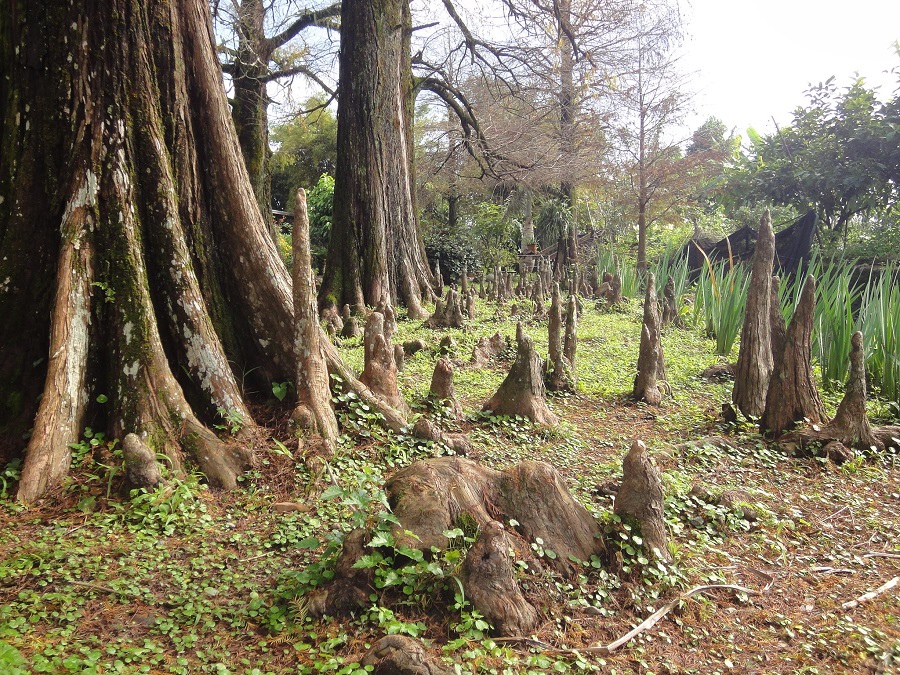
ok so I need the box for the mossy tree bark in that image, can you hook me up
[0,0,322,501]
[318,0,433,318]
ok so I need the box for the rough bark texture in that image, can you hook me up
[614,440,670,561]
[428,357,463,419]
[4,0,300,500]
[307,528,373,617]
[319,0,433,317]
[761,275,827,436]
[292,189,339,454]
[661,277,677,326]
[483,324,558,425]
[228,0,272,237]
[361,635,455,675]
[360,312,406,414]
[564,294,578,371]
[461,520,539,636]
[778,331,885,457]
[733,210,775,419]
[471,332,508,367]
[829,332,881,450]
[340,304,362,339]
[385,456,605,574]
[122,433,164,492]
[769,276,786,368]
[426,288,464,329]
[633,274,666,405]
[546,283,573,392]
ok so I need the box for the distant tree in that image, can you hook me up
[215,0,340,228]
[725,77,898,243]
[270,97,338,209]
[318,0,434,317]
[612,3,688,272]
[687,117,728,155]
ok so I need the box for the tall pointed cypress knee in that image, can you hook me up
[761,275,826,436]
[733,210,775,418]
[633,273,666,405]
[292,189,339,454]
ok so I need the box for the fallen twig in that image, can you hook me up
[862,552,900,561]
[842,576,899,610]
[501,583,765,657]
[575,584,761,655]
[70,579,125,595]
[810,566,854,575]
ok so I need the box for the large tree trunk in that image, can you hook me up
[319,0,433,317]
[1,0,318,501]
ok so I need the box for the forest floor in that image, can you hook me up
[1,296,898,674]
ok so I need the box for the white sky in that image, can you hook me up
[680,0,900,137]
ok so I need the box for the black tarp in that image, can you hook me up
[685,210,817,275]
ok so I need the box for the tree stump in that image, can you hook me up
[438,335,456,356]
[589,266,601,296]
[632,273,666,405]
[483,324,558,425]
[429,356,463,419]
[402,339,428,357]
[385,456,604,575]
[433,260,444,299]
[466,289,476,320]
[761,274,826,436]
[122,433,164,491]
[614,440,670,561]
[461,521,539,636]
[445,288,465,327]
[609,274,623,305]
[546,284,574,392]
[564,294,578,371]
[460,263,469,298]
[360,311,407,414]
[307,528,373,617]
[394,344,406,373]
[661,277,677,326]
[411,417,470,455]
[430,298,445,326]
[361,635,455,675]
[470,332,508,367]
[778,331,885,457]
[733,210,775,419]
[426,287,465,329]
[321,305,344,336]
[340,304,362,339]
[292,188,339,453]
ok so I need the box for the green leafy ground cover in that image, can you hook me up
[1,296,898,674]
